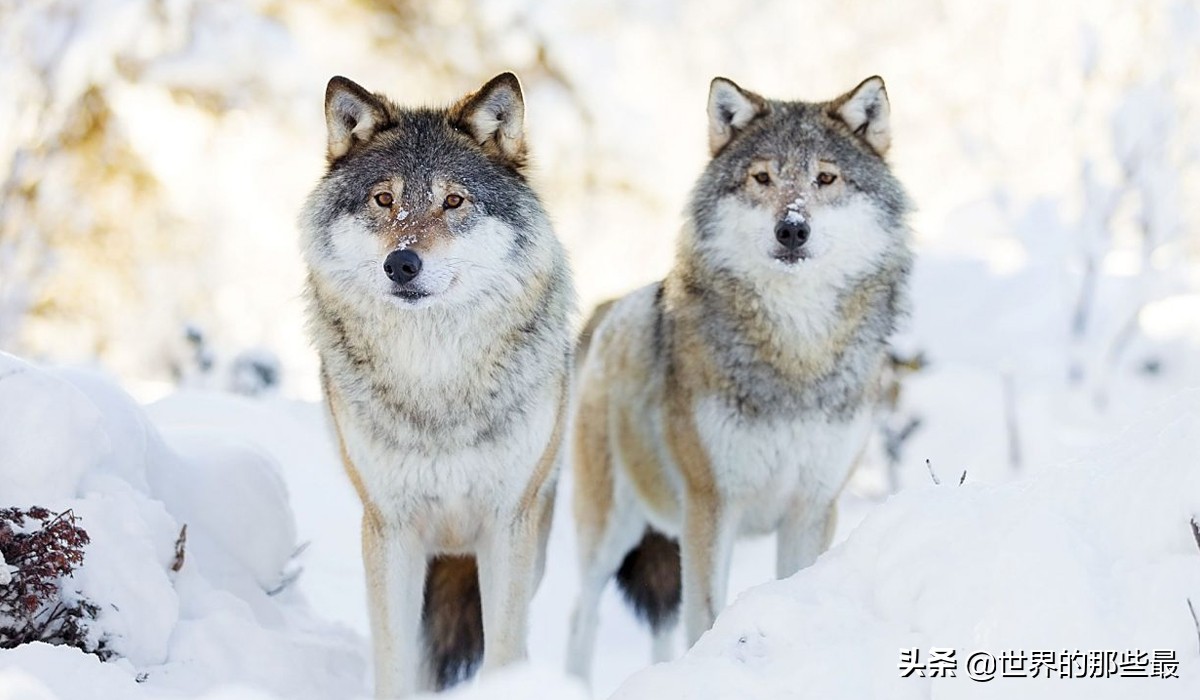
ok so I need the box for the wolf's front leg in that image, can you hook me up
[665,393,739,646]
[363,516,428,698]
[477,498,550,672]
[680,493,739,646]
[775,499,837,579]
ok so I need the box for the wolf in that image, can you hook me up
[567,76,912,678]
[300,72,574,697]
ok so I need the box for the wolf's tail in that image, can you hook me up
[422,555,483,690]
[614,527,682,632]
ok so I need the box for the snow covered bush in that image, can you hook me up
[0,507,107,659]
[0,351,364,699]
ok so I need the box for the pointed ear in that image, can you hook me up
[324,76,389,162]
[450,72,527,169]
[831,76,891,156]
[707,77,767,156]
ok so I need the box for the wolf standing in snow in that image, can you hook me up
[300,73,574,697]
[567,76,912,677]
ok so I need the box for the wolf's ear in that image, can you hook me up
[450,72,527,169]
[708,78,767,156]
[832,76,891,156]
[325,76,389,162]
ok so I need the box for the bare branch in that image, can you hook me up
[1188,598,1200,656]
[266,541,310,597]
[925,459,940,486]
[267,568,303,597]
[170,524,187,573]
[1002,373,1021,472]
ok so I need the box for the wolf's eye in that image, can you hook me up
[374,192,394,207]
[443,194,464,209]
[753,172,771,185]
[816,172,838,186]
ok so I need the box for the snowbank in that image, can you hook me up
[0,351,364,699]
[0,351,589,700]
[614,393,1200,700]
[3,364,1200,699]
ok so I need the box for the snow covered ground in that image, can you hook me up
[1,254,1199,700]
[2,0,1199,698]
[0,352,365,700]
[615,394,1200,700]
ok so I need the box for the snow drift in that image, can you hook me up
[4,349,1198,699]
[614,393,1200,700]
[0,351,364,699]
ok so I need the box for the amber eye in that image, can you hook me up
[816,172,838,186]
[753,172,771,185]
[443,194,464,209]
[374,192,394,207]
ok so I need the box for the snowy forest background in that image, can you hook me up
[1,1,1199,699]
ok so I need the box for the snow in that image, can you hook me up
[614,393,1200,700]
[785,198,807,225]
[0,356,112,504]
[4,0,1197,399]
[0,351,365,700]
[3,332,1200,699]
[1,0,1199,698]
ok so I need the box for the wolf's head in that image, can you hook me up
[301,73,552,309]
[687,76,910,287]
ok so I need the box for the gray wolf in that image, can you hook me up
[567,76,912,678]
[300,72,574,697]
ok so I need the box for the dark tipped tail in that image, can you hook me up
[422,555,483,690]
[614,528,682,632]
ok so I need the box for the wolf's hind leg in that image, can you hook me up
[566,485,646,682]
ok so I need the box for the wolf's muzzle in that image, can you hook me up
[384,249,422,284]
[774,219,810,250]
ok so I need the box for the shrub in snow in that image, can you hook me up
[229,349,282,397]
[0,507,109,659]
[175,325,284,397]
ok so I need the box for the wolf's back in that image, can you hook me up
[574,298,616,376]
[572,282,683,632]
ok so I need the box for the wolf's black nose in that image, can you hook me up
[775,219,810,250]
[383,249,422,284]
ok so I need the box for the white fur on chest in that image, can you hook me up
[692,398,871,534]
[369,300,503,387]
[340,385,558,551]
[319,276,566,552]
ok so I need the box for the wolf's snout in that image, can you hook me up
[774,219,810,250]
[384,249,422,284]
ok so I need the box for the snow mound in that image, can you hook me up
[0,356,112,504]
[418,666,589,700]
[614,392,1200,700]
[0,351,365,699]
